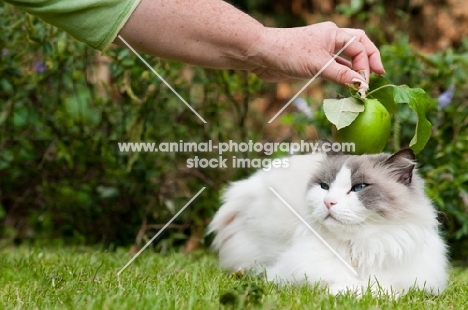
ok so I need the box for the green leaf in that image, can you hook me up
[280,114,294,125]
[42,41,53,54]
[96,186,120,198]
[323,97,364,130]
[368,76,398,114]
[406,88,433,154]
[394,85,410,103]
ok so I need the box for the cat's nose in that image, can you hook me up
[324,197,337,210]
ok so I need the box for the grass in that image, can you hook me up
[0,245,467,309]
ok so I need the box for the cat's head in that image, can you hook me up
[305,149,430,234]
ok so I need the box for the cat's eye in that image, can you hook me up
[319,183,329,190]
[351,183,369,192]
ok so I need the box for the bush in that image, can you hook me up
[0,4,267,249]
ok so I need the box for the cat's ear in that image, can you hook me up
[383,149,416,186]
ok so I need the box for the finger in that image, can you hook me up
[334,55,352,69]
[334,30,370,83]
[344,28,385,75]
[368,50,385,75]
[320,58,369,87]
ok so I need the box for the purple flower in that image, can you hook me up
[438,85,455,109]
[33,60,46,73]
[2,49,9,57]
[293,97,313,118]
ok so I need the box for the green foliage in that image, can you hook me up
[369,78,435,154]
[367,77,398,114]
[323,97,364,130]
[0,4,266,248]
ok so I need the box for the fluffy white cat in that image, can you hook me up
[208,149,448,295]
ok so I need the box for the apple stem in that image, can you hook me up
[366,84,398,97]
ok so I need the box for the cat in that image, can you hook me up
[208,149,448,296]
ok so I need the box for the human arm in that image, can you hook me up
[2,0,385,85]
[116,0,385,85]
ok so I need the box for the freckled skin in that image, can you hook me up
[116,0,385,85]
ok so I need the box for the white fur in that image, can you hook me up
[208,154,448,296]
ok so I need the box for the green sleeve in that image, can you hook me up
[2,0,142,52]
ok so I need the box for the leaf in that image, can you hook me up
[394,85,410,103]
[323,97,364,130]
[368,76,398,114]
[406,88,434,154]
[280,113,294,125]
[96,186,120,198]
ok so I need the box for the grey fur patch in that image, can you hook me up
[308,155,351,188]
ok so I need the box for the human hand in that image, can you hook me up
[247,22,385,85]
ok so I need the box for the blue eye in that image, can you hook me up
[320,183,329,190]
[351,183,369,192]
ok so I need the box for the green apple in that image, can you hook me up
[333,98,391,154]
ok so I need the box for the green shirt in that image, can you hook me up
[2,0,142,52]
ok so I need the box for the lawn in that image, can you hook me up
[1,245,467,309]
